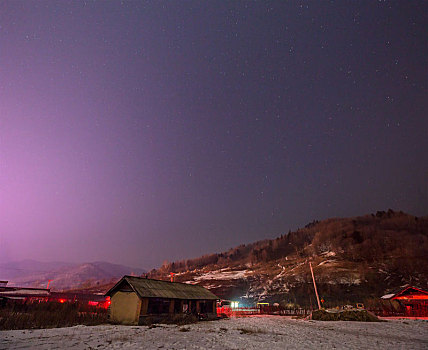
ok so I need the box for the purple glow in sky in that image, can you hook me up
[1,1,427,269]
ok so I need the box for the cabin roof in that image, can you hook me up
[105,276,219,300]
[0,286,50,296]
[381,285,428,300]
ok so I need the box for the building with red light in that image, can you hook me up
[0,281,110,308]
[381,285,428,317]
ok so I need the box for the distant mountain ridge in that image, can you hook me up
[0,260,145,291]
[148,210,428,306]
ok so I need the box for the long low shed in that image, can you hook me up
[105,276,219,325]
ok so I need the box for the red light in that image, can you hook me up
[59,299,65,303]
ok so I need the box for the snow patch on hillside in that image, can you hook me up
[318,259,336,266]
[194,268,250,281]
[321,251,336,257]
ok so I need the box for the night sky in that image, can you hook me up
[1,1,427,269]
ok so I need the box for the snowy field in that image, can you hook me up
[1,316,428,350]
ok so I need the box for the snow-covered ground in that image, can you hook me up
[1,316,427,350]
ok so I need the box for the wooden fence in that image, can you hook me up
[368,308,428,318]
[217,305,428,318]
[216,306,313,317]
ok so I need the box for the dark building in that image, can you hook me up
[0,280,109,308]
[0,283,50,305]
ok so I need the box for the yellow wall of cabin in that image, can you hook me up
[110,291,141,325]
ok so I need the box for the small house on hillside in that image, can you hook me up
[381,285,428,317]
[105,276,219,325]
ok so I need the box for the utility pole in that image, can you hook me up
[309,262,321,309]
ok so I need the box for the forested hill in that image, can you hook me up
[152,210,427,275]
[148,210,428,305]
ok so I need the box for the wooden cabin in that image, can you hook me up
[105,276,219,325]
[381,285,428,317]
